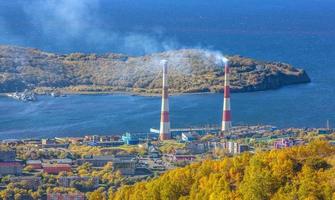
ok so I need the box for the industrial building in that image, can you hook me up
[122,132,140,145]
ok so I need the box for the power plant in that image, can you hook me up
[159,60,171,141]
[221,59,232,132]
[157,57,231,140]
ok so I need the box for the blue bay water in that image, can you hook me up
[0,0,334,139]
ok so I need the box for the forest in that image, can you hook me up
[108,140,335,200]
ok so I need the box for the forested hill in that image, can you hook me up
[0,45,310,94]
[109,141,335,200]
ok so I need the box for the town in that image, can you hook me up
[0,124,334,199]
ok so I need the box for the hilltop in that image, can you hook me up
[0,45,310,94]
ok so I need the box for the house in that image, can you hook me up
[43,164,72,174]
[148,146,161,158]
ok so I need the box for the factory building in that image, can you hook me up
[122,132,140,145]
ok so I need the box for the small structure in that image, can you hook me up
[148,146,161,158]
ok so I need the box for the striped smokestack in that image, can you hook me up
[222,59,232,132]
[159,60,171,140]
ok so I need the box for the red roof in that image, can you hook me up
[43,164,71,174]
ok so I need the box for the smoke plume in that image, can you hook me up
[0,0,180,55]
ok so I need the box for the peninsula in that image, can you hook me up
[0,45,310,95]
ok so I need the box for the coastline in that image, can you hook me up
[0,80,312,98]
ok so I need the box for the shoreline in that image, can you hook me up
[0,81,312,98]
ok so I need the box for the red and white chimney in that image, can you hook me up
[222,59,232,132]
[160,60,171,140]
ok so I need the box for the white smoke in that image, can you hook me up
[16,0,180,55]
[202,50,229,67]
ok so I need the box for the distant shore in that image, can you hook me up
[0,80,312,98]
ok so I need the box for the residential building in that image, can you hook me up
[77,155,136,175]
[0,162,23,175]
[0,150,16,161]
[43,164,71,174]
[10,176,42,190]
[0,150,23,175]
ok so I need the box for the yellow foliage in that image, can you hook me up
[111,140,335,200]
